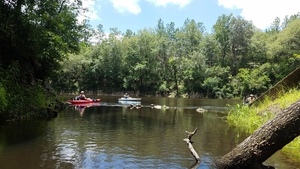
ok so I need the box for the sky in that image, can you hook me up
[79,0,300,33]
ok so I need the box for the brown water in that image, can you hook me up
[0,96,299,169]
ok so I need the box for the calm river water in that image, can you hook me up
[0,96,299,169]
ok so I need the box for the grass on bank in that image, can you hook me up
[226,88,300,160]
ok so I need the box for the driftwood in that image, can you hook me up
[183,128,200,163]
[217,99,300,169]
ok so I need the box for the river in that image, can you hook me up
[0,96,299,169]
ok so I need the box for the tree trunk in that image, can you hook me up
[217,99,300,169]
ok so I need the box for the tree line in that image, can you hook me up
[0,0,299,119]
[53,14,300,98]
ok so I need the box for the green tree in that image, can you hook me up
[122,36,141,91]
[236,63,271,96]
[137,29,158,92]
[181,18,204,53]
[201,34,219,67]
[202,66,231,98]
[0,0,87,117]
[213,14,232,66]
[181,51,206,94]
[229,16,254,75]
[248,31,268,67]
[100,28,123,91]
[268,19,300,80]
[268,17,281,33]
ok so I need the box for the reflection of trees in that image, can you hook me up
[44,107,191,167]
[6,106,248,168]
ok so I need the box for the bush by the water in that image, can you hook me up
[226,88,300,160]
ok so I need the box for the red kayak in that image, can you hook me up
[67,99,101,104]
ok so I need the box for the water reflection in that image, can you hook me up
[0,97,300,169]
[48,105,237,168]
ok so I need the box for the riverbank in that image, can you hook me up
[226,88,300,161]
[0,99,64,123]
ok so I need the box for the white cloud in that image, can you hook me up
[108,0,192,15]
[146,0,192,8]
[218,0,300,30]
[76,0,101,23]
[110,0,142,15]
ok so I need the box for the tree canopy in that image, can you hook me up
[0,0,89,118]
[1,0,300,119]
[53,15,300,98]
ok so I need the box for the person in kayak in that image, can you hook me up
[124,93,130,98]
[77,91,87,100]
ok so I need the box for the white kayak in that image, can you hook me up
[118,97,142,101]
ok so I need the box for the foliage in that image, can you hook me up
[227,88,300,130]
[1,1,300,116]
[282,137,300,160]
[0,0,87,118]
[227,88,300,160]
[158,81,169,94]
[202,66,231,98]
[0,62,55,120]
[236,63,271,96]
[226,104,273,133]
[55,14,300,98]
[0,0,299,162]
[0,83,7,111]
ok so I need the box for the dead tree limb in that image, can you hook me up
[217,99,300,169]
[183,128,200,163]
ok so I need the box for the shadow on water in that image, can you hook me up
[0,96,300,169]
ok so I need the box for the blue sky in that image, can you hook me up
[80,0,300,34]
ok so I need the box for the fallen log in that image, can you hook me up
[183,128,200,163]
[217,99,300,169]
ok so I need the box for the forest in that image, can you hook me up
[0,0,300,119]
[54,13,300,99]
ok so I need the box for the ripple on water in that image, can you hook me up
[55,141,78,160]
